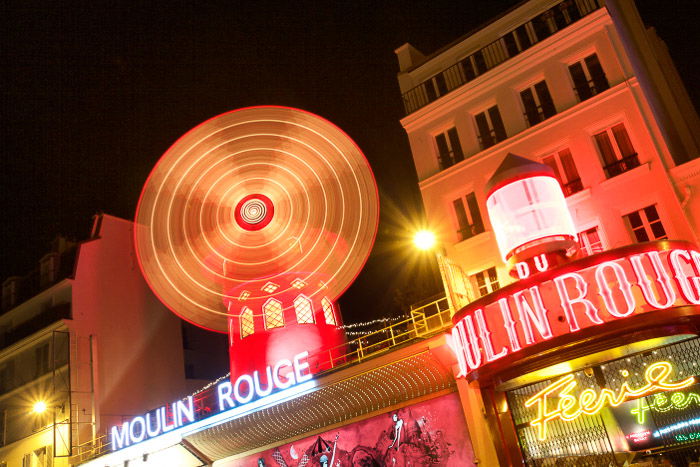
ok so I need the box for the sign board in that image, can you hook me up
[450,241,700,378]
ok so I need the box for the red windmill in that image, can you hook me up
[134,106,379,381]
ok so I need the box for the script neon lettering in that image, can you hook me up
[524,361,695,441]
[631,390,700,424]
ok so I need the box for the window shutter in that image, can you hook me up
[453,199,470,239]
[558,149,580,182]
[466,193,484,234]
[585,53,609,93]
[520,88,540,126]
[447,128,464,163]
[475,112,494,148]
[435,133,451,169]
[611,124,635,158]
[569,62,591,100]
[489,106,507,142]
[535,81,556,118]
[594,132,617,166]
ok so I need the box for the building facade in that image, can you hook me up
[396,0,700,464]
[0,214,227,467]
[50,1,700,466]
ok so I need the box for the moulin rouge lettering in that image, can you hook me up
[450,244,700,378]
[524,361,695,440]
[110,351,312,450]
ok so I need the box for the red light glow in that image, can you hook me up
[134,106,379,333]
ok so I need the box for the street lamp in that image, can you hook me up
[413,229,436,251]
[32,401,48,414]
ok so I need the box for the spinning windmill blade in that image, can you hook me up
[134,106,379,333]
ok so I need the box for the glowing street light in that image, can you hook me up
[413,230,436,251]
[32,401,47,414]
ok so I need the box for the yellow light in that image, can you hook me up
[413,230,436,251]
[32,401,47,414]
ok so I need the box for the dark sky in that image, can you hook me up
[1,1,699,324]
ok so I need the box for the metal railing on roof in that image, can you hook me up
[400,0,603,115]
[310,295,451,371]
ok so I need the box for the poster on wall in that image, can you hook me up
[225,392,474,466]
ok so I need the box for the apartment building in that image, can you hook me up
[0,214,227,467]
[396,0,700,464]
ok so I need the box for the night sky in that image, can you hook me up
[2,1,699,324]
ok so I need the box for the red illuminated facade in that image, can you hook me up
[134,106,378,381]
[396,0,700,464]
[73,1,700,467]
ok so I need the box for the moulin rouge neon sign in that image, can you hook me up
[524,361,695,440]
[450,242,700,379]
[110,351,313,450]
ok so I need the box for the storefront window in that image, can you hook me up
[507,337,700,466]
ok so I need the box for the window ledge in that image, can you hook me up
[453,230,494,251]
[598,162,650,190]
[565,187,592,203]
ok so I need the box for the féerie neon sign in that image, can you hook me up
[450,242,700,378]
[524,361,694,441]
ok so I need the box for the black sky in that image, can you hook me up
[1,1,699,324]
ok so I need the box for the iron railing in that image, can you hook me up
[603,153,640,178]
[401,0,604,115]
[562,178,584,196]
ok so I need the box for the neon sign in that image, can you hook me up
[110,351,312,450]
[675,431,700,441]
[524,361,695,441]
[626,430,651,443]
[450,242,700,378]
[653,416,700,437]
[631,389,700,423]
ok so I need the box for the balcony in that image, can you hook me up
[603,153,641,178]
[562,178,584,196]
[457,223,485,242]
[400,0,604,115]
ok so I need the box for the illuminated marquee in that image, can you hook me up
[450,241,700,378]
[524,361,694,441]
[110,351,312,450]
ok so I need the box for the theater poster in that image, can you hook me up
[225,392,474,466]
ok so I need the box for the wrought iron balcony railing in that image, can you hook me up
[400,0,604,115]
[603,153,641,178]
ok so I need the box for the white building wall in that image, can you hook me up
[398,0,700,291]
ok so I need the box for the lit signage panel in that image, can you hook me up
[450,241,700,378]
[524,361,694,440]
[109,351,313,451]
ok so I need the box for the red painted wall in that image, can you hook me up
[226,392,474,466]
